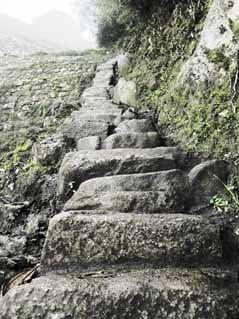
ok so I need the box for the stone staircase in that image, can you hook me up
[1,56,239,318]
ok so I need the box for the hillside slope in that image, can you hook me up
[0,49,109,281]
[0,14,58,55]
[0,11,95,56]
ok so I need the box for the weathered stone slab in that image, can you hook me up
[77,136,101,151]
[80,97,117,109]
[92,71,114,86]
[189,160,229,210]
[58,147,179,200]
[93,73,113,85]
[70,111,117,123]
[64,191,188,214]
[77,106,121,116]
[75,169,189,193]
[102,132,161,149]
[1,269,239,319]
[116,119,156,133]
[41,211,221,272]
[59,114,110,143]
[80,87,109,104]
[96,58,117,72]
[65,170,190,213]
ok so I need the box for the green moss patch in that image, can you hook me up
[206,47,231,70]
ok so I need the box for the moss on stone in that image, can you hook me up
[15,140,33,152]
[206,47,231,70]
[116,0,239,158]
[229,18,239,42]
[23,159,46,177]
[121,0,210,104]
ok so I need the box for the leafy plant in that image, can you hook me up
[210,175,239,213]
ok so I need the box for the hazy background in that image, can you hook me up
[0,0,97,53]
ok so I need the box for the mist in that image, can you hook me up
[0,0,97,53]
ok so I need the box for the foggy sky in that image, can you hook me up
[0,0,96,50]
[0,0,74,23]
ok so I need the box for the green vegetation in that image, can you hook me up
[158,73,239,155]
[1,140,33,172]
[210,177,239,213]
[229,18,239,42]
[23,159,46,178]
[0,49,108,196]
[96,0,239,159]
[206,47,231,70]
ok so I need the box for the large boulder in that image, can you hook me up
[57,147,180,200]
[113,78,138,107]
[178,0,239,86]
[1,269,239,319]
[41,211,221,273]
[189,160,229,211]
[117,53,130,75]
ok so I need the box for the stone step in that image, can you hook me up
[40,211,221,273]
[58,147,180,200]
[77,106,122,116]
[92,77,111,86]
[93,73,113,86]
[59,108,123,143]
[60,116,109,142]
[96,59,117,72]
[80,87,109,104]
[64,170,190,213]
[76,136,101,151]
[116,119,157,133]
[71,111,117,124]
[1,268,239,318]
[102,132,162,149]
[80,97,117,109]
[75,169,189,193]
[64,190,189,213]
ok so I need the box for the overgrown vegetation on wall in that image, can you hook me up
[96,0,239,159]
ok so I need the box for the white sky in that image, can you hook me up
[0,0,75,23]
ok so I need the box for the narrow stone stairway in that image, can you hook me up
[1,56,239,318]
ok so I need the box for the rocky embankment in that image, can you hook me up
[0,33,56,57]
[0,49,109,284]
[1,55,239,318]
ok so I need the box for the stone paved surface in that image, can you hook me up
[1,55,239,318]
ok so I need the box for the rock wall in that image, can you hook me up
[178,0,239,86]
